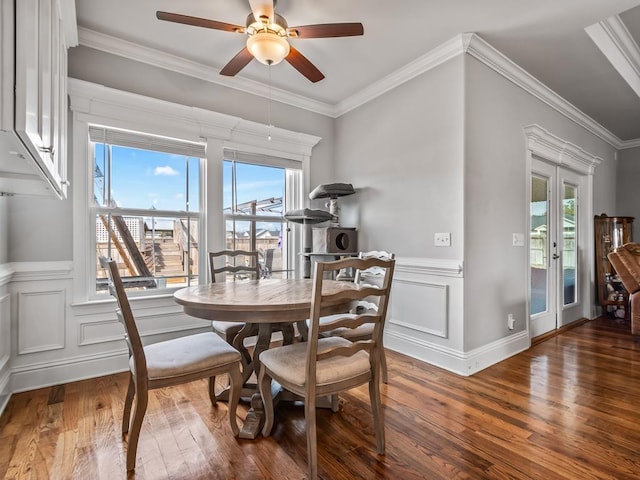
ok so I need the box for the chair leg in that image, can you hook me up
[122,374,135,434]
[126,386,148,472]
[305,394,318,480]
[208,377,218,406]
[330,394,339,413]
[369,373,385,455]
[227,364,242,437]
[258,366,275,437]
[380,348,389,384]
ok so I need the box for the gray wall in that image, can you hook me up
[334,56,465,257]
[617,146,640,240]
[463,55,618,350]
[6,45,336,262]
[333,48,619,356]
[68,46,336,188]
[7,195,73,261]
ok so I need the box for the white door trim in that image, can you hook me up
[524,125,601,338]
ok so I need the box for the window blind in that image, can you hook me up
[89,125,206,158]
[223,149,301,170]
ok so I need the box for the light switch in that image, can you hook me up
[435,232,451,247]
[512,233,525,247]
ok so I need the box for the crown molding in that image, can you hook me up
[619,138,640,149]
[465,34,625,149]
[334,33,473,116]
[78,28,639,148]
[77,27,336,118]
[586,15,640,101]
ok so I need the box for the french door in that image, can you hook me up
[530,159,584,337]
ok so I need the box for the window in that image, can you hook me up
[223,151,302,279]
[70,80,320,305]
[90,126,204,295]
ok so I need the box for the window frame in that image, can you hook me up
[69,79,320,305]
[222,154,303,277]
[89,127,204,297]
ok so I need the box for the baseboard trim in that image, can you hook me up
[385,329,530,376]
[10,349,129,394]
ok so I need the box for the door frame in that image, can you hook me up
[524,125,601,338]
[530,160,585,337]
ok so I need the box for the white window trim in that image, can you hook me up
[69,79,321,304]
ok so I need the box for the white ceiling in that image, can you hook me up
[75,0,640,142]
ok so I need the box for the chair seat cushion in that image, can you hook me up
[139,332,241,381]
[259,337,370,388]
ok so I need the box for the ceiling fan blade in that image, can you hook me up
[289,23,364,39]
[248,0,275,22]
[220,48,254,76]
[285,46,325,83]
[156,11,243,33]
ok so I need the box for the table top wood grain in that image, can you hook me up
[174,278,357,323]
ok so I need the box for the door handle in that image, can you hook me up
[552,253,560,260]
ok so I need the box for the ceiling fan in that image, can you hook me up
[156,0,364,83]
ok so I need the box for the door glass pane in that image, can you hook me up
[562,184,577,306]
[531,175,548,315]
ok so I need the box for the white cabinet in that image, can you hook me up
[0,0,76,198]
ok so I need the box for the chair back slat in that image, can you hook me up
[317,313,378,335]
[209,250,261,283]
[306,256,395,387]
[353,251,395,312]
[316,340,373,362]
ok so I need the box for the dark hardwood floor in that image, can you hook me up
[2,318,640,479]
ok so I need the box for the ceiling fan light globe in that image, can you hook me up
[247,31,290,65]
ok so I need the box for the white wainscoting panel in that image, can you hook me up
[78,318,124,346]
[385,257,530,376]
[388,279,448,338]
[0,293,11,416]
[0,294,10,372]
[18,290,66,354]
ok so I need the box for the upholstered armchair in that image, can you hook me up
[607,242,640,335]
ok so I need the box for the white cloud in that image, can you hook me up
[154,166,179,176]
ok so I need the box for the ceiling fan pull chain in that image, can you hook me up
[268,63,272,141]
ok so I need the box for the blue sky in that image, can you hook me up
[95,144,285,213]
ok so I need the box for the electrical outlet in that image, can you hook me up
[435,232,451,247]
[508,314,515,330]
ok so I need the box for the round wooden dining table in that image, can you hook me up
[173,278,357,439]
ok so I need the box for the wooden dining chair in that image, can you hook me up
[209,249,296,387]
[303,251,395,383]
[209,249,261,346]
[322,250,395,383]
[99,256,243,472]
[258,256,395,480]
